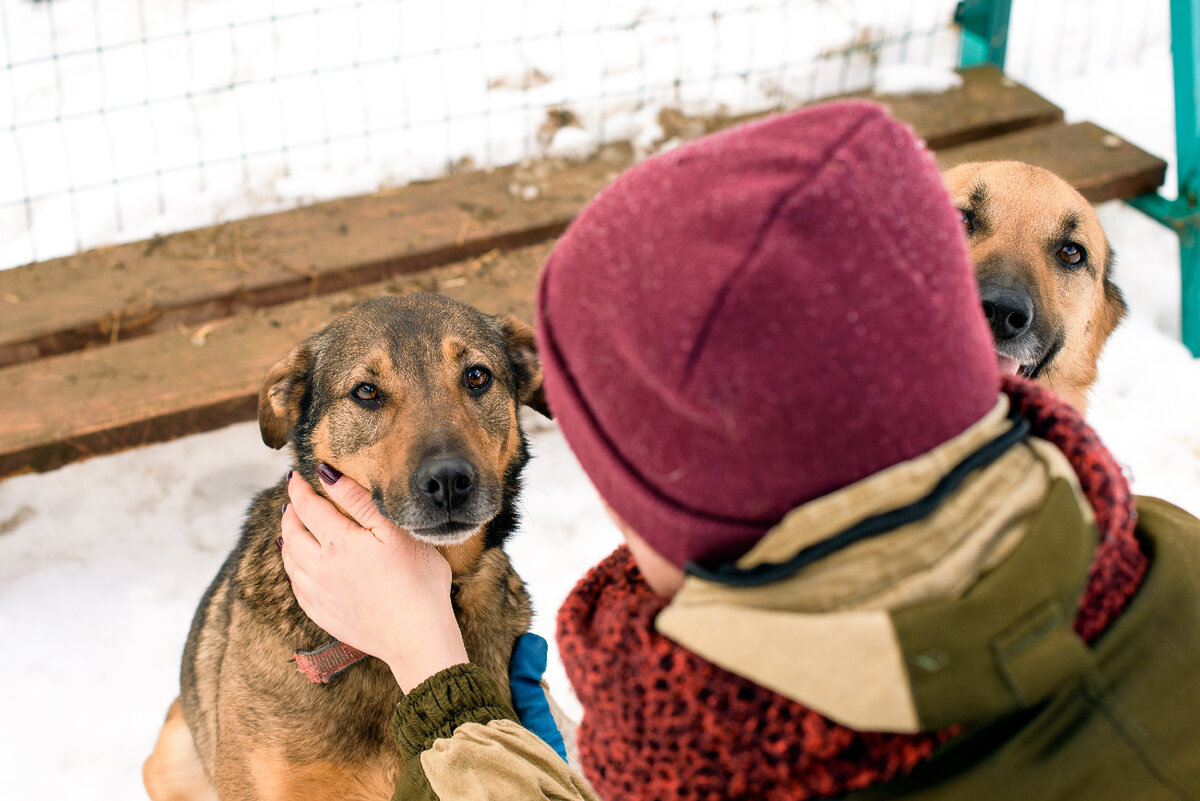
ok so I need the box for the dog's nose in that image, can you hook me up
[414,458,477,512]
[980,287,1034,340]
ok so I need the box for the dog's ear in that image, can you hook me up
[1098,245,1129,339]
[258,343,313,449]
[496,313,551,419]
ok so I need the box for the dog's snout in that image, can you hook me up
[414,457,477,512]
[980,286,1034,340]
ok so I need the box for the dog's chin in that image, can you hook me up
[377,493,499,547]
[406,522,485,546]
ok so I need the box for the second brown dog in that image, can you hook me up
[943,161,1126,414]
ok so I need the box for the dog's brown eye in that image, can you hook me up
[958,209,974,234]
[1057,243,1085,266]
[352,383,379,402]
[463,366,492,392]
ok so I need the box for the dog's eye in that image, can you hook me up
[463,366,492,392]
[351,383,380,404]
[1057,243,1085,266]
[958,209,974,234]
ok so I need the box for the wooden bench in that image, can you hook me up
[0,66,1167,479]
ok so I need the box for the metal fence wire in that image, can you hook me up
[0,0,1171,272]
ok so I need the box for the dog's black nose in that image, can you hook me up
[415,458,477,512]
[980,287,1034,340]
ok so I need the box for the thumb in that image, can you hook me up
[315,462,397,539]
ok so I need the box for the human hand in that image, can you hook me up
[280,466,469,692]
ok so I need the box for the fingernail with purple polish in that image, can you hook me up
[285,470,293,483]
[281,503,289,516]
[276,537,283,550]
[316,463,342,485]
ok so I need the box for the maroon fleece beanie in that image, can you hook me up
[535,101,999,569]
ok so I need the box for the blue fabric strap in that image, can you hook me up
[508,632,570,763]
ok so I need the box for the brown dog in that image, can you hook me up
[942,161,1126,414]
[144,293,548,801]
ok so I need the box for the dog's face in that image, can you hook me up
[258,293,547,563]
[943,161,1126,412]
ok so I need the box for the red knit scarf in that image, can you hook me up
[556,377,1147,800]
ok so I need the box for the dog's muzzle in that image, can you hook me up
[979,283,1048,377]
[385,457,501,543]
[981,286,1033,343]
[414,456,478,513]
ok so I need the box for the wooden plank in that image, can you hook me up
[935,122,1168,203]
[0,243,550,478]
[849,64,1064,149]
[4,120,1162,479]
[0,66,1059,370]
[0,150,627,369]
[0,68,1165,479]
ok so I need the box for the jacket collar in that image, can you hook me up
[656,396,1099,732]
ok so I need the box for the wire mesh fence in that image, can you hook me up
[0,0,1173,272]
[1008,0,1169,86]
[1004,0,1176,196]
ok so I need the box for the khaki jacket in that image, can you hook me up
[389,406,1200,800]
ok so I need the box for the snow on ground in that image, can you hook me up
[1,1,1198,800]
[0,409,621,798]
[873,63,963,95]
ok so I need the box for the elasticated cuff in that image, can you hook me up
[392,663,517,762]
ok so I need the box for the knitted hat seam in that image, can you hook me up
[680,108,884,384]
[538,269,771,531]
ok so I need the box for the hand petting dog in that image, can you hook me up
[281,467,469,693]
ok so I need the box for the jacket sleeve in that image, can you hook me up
[391,663,598,801]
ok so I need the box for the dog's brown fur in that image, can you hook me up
[144,293,548,801]
[943,161,1127,414]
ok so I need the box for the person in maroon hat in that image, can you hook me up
[281,101,1200,800]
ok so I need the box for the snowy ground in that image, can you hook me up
[1,1,1198,799]
[0,409,622,797]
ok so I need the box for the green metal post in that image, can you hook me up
[1128,0,1200,356]
[956,0,1013,69]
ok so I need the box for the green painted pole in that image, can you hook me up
[1128,0,1200,356]
[1170,0,1200,356]
[956,0,1013,69]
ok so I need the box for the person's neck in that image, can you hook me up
[605,506,685,597]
